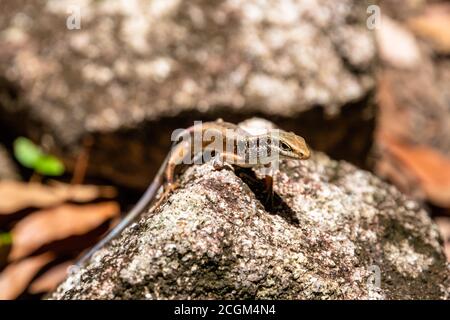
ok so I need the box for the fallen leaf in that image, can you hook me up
[28,261,72,294]
[9,202,120,261]
[378,132,450,207]
[0,181,116,214]
[376,66,450,206]
[376,72,413,141]
[376,65,449,149]
[408,4,450,54]
[0,253,53,299]
[0,232,12,268]
[375,149,424,199]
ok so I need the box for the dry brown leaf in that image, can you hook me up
[0,181,116,214]
[379,132,450,207]
[0,253,53,299]
[9,202,120,261]
[408,4,450,54]
[28,261,72,294]
[376,65,449,149]
[375,149,424,199]
[376,70,450,205]
[376,72,413,141]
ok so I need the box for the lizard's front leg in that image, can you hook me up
[210,151,237,172]
[210,152,225,170]
[262,163,275,208]
[154,140,192,208]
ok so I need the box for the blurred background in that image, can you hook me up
[0,0,449,299]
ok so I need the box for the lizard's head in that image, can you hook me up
[276,131,311,160]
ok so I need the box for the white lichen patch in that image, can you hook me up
[245,74,299,115]
[1,26,28,45]
[135,57,174,82]
[46,0,93,18]
[82,64,114,84]
[384,240,434,278]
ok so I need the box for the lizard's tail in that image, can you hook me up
[74,155,169,268]
[73,128,192,268]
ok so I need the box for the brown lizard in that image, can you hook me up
[75,120,310,266]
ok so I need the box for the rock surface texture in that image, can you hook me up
[51,121,449,299]
[0,0,376,188]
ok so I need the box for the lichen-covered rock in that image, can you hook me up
[0,0,375,138]
[51,124,449,299]
[0,0,376,188]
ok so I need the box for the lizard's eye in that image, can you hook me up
[280,141,292,152]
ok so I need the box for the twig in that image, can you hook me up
[71,135,94,185]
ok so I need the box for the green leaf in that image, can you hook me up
[0,232,12,246]
[13,137,65,176]
[13,137,43,169]
[35,155,65,176]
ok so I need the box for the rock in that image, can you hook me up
[0,0,376,188]
[376,16,422,69]
[51,120,449,300]
[435,217,450,262]
[0,145,20,181]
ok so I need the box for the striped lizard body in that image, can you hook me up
[75,120,310,267]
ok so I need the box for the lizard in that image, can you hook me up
[75,120,310,267]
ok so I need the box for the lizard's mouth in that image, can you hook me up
[281,150,310,160]
[279,151,301,160]
[299,149,311,160]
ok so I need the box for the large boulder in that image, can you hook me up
[0,0,376,188]
[51,121,449,299]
